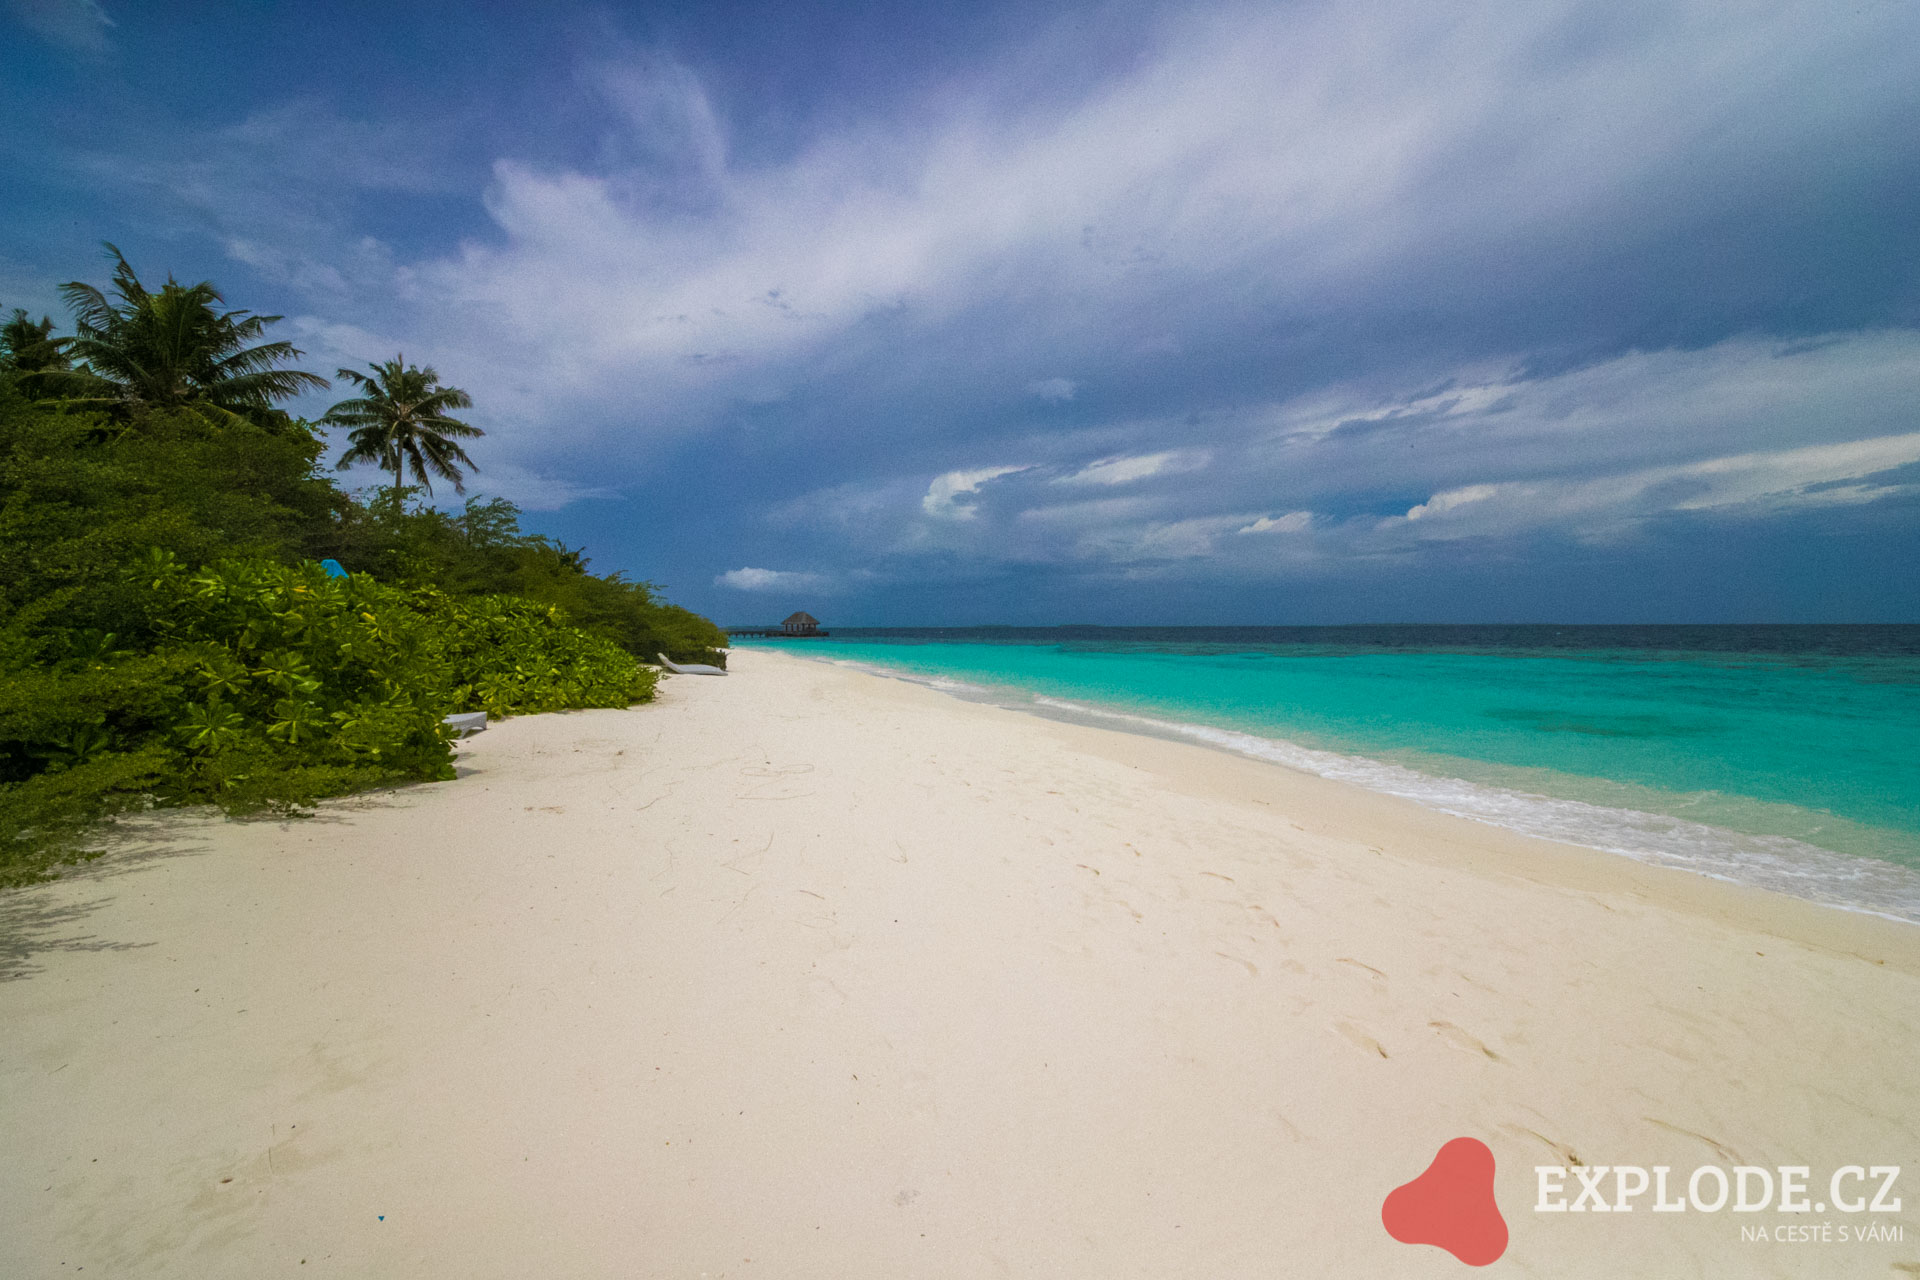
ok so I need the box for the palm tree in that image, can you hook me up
[54,243,328,426]
[0,309,71,373]
[323,356,483,497]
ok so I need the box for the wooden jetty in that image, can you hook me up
[727,611,829,639]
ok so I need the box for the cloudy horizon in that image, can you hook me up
[5,0,1917,624]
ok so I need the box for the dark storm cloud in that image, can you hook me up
[4,0,1916,620]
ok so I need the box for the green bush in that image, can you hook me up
[0,386,335,650]
[321,492,730,666]
[431,590,661,717]
[1,288,716,888]
[0,554,657,887]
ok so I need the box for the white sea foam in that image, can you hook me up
[816,655,996,696]
[1021,696,1920,925]
[790,647,1920,924]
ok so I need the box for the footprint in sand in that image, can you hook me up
[1334,1021,1390,1058]
[1642,1117,1741,1164]
[1215,951,1259,978]
[738,783,815,800]
[1429,1021,1503,1061]
[1500,1123,1581,1167]
[737,763,815,797]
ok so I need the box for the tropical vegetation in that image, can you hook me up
[44,244,330,429]
[325,356,484,495]
[0,245,726,887]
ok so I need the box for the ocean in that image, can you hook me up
[733,626,1920,924]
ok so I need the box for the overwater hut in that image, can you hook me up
[780,611,821,635]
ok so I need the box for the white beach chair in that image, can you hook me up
[444,711,489,736]
[657,652,727,676]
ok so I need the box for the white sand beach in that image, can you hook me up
[2,647,1916,1277]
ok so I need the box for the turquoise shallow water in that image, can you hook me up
[736,626,1920,922]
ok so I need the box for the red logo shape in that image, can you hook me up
[1381,1137,1509,1266]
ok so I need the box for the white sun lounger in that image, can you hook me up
[657,652,727,676]
[444,711,489,736]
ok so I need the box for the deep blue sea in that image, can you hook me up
[733,626,1920,923]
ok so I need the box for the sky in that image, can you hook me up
[4,0,1918,625]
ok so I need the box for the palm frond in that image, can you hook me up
[318,399,384,425]
[215,369,331,403]
[58,280,121,340]
[20,366,119,401]
[325,355,485,491]
[54,245,325,422]
[417,386,476,413]
[101,243,152,308]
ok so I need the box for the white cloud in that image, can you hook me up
[1668,434,1920,512]
[587,52,730,190]
[1057,450,1208,487]
[1077,514,1259,562]
[285,315,407,381]
[331,460,612,513]
[824,331,1920,574]
[227,238,350,297]
[67,0,1918,597]
[764,477,916,531]
[7,0,113,51]
[1377,433,1920,546]
[459,462,619,512]
[1269,379,1520,446]
[1237,511,1312,535]
[715,567,832,592]
[1404,484,1499,522]
[333,0,1918,476]
[1017,494,1159,529]
[921,464,1028,519]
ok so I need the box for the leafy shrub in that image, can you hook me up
[1,308,710,888]
[0,387,335,648]
[322,493,730,665]
[146,554,460,793]
[432,590,660,716]
[0,554,657,886]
